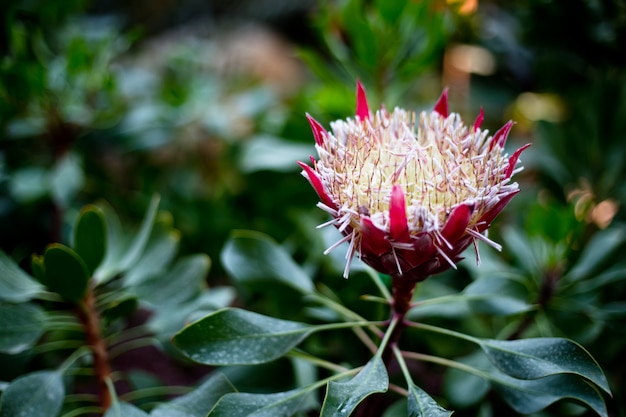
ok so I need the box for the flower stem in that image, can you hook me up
[355,278,418,417]
[77,283,112,411]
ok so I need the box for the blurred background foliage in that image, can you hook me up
[1,0,625,416]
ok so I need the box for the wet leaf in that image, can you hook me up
[151,373,236,417]
[207,387,315,417]
[0,371,64,417]
[492,372,608,417]
[478,338,610,394]
[407,383,453,417]
[320,356,388,417]
[173,308,312,365]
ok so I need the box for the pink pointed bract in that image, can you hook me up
[298,82,530,280]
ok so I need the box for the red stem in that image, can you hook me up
[77,284,112,411]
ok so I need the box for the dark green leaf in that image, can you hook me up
[320,356,388,417]
[151,373,236,417]
[30,254,46,286]
[375,0,406,23]
[173,308,311,365]
[93,200,125,283]
[492,372,608,417]
[565,227,626,283]
[119,194,161,271]
[124,214,179,286]
[478,338,610,394]
[104,403,149,417]
[73,204,107,275]
[407,383,453,417]
[94,196,160,283]
[0,250,44,302]
[443,352,490,408]
[207,388,315,417]
[464,277,532,315]
[0,371,64,417]
[0,302,47,354]
[221,230,314,294]
[149,287,236,339]
[43,244,89,302]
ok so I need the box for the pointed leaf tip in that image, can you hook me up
[473,107,485,131]
[505,143,531,178]
[356,80,370,121]
[442,203,474,244]
[390,185,409,242]
[489,120,515,151]
[306,113,326,146]
[298,161,336,210]
[434,87,449,117]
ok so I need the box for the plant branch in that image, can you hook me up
[77,283,112,411]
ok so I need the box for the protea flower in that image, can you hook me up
[298,81,530,285]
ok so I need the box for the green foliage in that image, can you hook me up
[1,0,625,416]
[320,357,388,417]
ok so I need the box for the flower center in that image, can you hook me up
[316,108,506,233]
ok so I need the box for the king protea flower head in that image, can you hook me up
[298,81,530,281]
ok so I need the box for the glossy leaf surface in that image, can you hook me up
[478,338,610,394]
[173,308,312,365]
[207,387,315,417]
[407,383,453,417]
[0,371,64,417]
[151,374,235,417]
[320,356,388,417]
[43,244,89,302]
[73,204,107,275]
[104,403,149,417]
[0,302,46,354]
[0,250,44,302]
[492,372,608,417]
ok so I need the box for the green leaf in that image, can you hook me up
[0,371,65,417]
[407,383,453,417]
[207,387,315,417]
[443,352,490,408]
[239,135,313,173]
[94,196,161,283]
[73,204,107,275]
[149,287,236,339]
[565,227,626,282]
[320,356,388,417]
[130,255,210,307]
[221,230,314,294]
[464,277,532,315]
[375,0,406,23]
[478,338,610,394]
[119,194,161,271]
[43,244,90,302]
[0,302,47,354]
[0,250,44,302]
[492,372,608,417]
[173,308,312,365]
[94,200,126,283]
[104,402,149,417]
[151,373,236,417]
[124,214,180,286]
